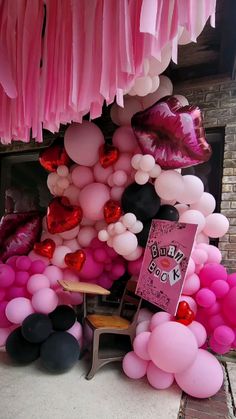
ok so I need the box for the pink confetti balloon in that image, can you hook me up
[148,322,198,373]
[64,121,104,166]
[112,126,138,153]
[0,264,15,288]
[133,331,151,361]
[32,288,58,314]
[147,362,174,390]
[71,166,94,188]
[27,274,50,294]
[175,349,223,398]
[5,297,34,324]
[188,321,207,347]
[122,351,148,379]
[149,312,172,331]
[79,183,110,221]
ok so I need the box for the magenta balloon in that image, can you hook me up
[122,351,148,379]
[0,264,15,288]
[15,256,31,271]
[213,325,235,346]
[0,289,6,302]
[67,322,83,341]
[79,183,110,221]
[148,322,198,373]
[208,314,225,332]
[222,286,236,326]
[0,301,12,327]
[30,260,47,274]
[227,273,236,288]
[175,349,223,398]
[7,286,28,300]
[79,250,104,280]
[147,361,174,390]
[210,280,229,299]
[196,288,216,308]
[15,271,30,286]
[64,121,104,166]
[133,332,151,361]
[209,336,231,355]
[199,263,227,287]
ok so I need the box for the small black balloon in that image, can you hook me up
[40,332,80,373]
[49,305,76,331]
[6,327,40,364]
[156,205,179,222]
[121,182,160,222]
[22,313,53,343]
[136,219,152,247]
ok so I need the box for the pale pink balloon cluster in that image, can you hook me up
[98,213,143,260]
[47,165,72,196]
[123,311,223,398]
[131,154,162,185]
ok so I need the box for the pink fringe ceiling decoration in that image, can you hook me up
[0,0,216,144]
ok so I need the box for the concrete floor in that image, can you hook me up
[0,351,182,419]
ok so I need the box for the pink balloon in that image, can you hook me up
[204,214,229,238]
[188,321,207,347]
[175,204,189,216]
[97,274,113,289]
[93,162,113,184]
[71,166,94,188]
[199,263,227,287]
[227,273,236,288]
[209,336,231,355]
[0,264,15,287]
[206,245,222,264]
[77,226,97,247]
[110,186,125,201]
[186,258,195,276]
[208,314,225,331]
[27,274,50,294]
[147,361,174,390]
[32,288,58,314]
[196,288,216,308]
[128,256,143,276]
[112,170,128,186]
[177,175,204,205]
[149,312,172,331]
[196,232,209,244]
[133,332,151,361]
[123,246,143,261]
[113,127,138,153]
[175,349,223,398]
[182,273,200,295]
[205,302,221,316]
[15,256,32,271]
[190,192,216,216]
[112,231,138,256]
[117,97,142,126]
[213,325,235,346]
[122,351,148,379]
[59,226,80,240]
[5,256,18,268]
[137,309,153,324]
[114,153,132,172]
[210,280,229,299]
[63,239,79,252]
[179,210,206,234]
[64,121,104,166]
[222,286,236,326]
[63,185,80,205]
[0,289,6,302]
[5,297,34,324]
[43,265,63,288]
[15,271,30,286]
[0,301,12,327]
[30,260,47,274]
[154,171,183,201]
[110,263,126,279]
[79,250,104,280]
[69,292,84,305]
[79,183,110,221]
[136,320,150,336]
[7,287,28,299]
[28,251,50,266]
[148,322,198,373]
[67,321,83,341]
[191,249,208,265]
[0,327,12,347]
[51,245,71,269]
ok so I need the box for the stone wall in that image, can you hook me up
[175,76,236,272]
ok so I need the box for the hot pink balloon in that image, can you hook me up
[213,325,235,346]
[210,280,229,299]
[209,336,231,355]
[147,361,174,390]
[0,301,12,327]
[67,321,83,341]
[196,288,216,308]
[0,264,15,288]
[199,263,227,287]
[222,286,236,326]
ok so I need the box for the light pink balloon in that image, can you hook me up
[204,213,229,238]
[59,226,80,240]
[188,321,207,347]
[148,46,171,76]
[122,351,148,379]
[51,246,71,269]
[32,288,58,314]
[173,94,189,106]
[114,152,132,172]
[175,204,189,216]
[93,162,113,184]
[67,321,83,341]
[123,246,143,261]
[41,232,63,246]
[79,183,110,221]
[179,210,206,234]
[69,292,84,305]
[142,86,171,109]
[110,186,125,201]
[137,308,153,324]
[64,121,104,166]
[0,327,12,347]
[63,185,80,205]
[71,166,94,188]
[136,320,150,335]
[112,127,138,152]
[117,97,142,126]
[190,192,216,216]
[133,331,151,360]
[191,249,208,265]
[6,298,34,324]
[182,273,200,295]
[148,321,198,373]
[149,312,172,331]
[186,258,195,276]
[63,239,80,252]
[133,76,152,96]
[112,170,127,186]
[178,175,204,205]
[147,361,174,390]
[154,171,183,201]
[27,274,50,294]
[42,265,64,288]
[196,232,209,244]
[77,226,97,247]
[113,231,138,256]
[175,349,223,398]
[206,245,222,264]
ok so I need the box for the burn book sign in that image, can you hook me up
[135,220,197,315]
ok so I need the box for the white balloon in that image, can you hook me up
[133,76,153,97]
[149,76,160,93]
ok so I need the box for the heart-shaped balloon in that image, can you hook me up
[175,300,195,326]
[34,239,56,259]
[47,197,83,234]
[99,144,119,168]
[104,200,122,224]
[64,250,86,271]
[176,300,189,318]
[39,142,70,172]
[131,96,212,169]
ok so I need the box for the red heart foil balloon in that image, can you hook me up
[176,301,190,318]
[47,197,83,234]
[131,96,212,169]
[176,308,195,326]
[104,200,122,224]
[39,142,70,172]
[64,250,86,272]
[99,144,119,168]
[34,239,56,259]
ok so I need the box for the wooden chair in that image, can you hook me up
[84,277,142,380]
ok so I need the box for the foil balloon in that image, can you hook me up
[47,197,83,234]
[64,250,86,272]
[39,141,70,172]
[104,200,122,224]
[131,96,211,170]
[99,144,119,168]
[34,239,56,259]
[0,212,42,262]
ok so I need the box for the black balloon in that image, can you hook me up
[49,305,76,331]
[40,332,80,373]
[136,219,152,247]
[156,205,179,222]
[22,313,53,343]
[6,327,40,364]
[121,182,160,221]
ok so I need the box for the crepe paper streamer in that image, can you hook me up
[0,0,216,144]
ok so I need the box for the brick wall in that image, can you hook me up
[174,76,236,272]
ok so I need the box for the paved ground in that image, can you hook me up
[0,350,235,419]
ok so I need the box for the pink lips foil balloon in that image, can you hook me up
[131,96,212,170]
